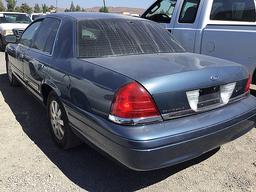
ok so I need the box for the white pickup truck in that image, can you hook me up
[0,12,31,51]
[142,0,256,88]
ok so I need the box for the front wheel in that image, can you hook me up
[47,91,81,149]
[6,58,19,87]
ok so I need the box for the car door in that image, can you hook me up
[23,18,61,96]
[12,21,41,81]
[171,0,202,52]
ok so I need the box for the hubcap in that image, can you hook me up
[50,100,65,140]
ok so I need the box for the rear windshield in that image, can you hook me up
[0,13,31,24]
[77,19,185,58]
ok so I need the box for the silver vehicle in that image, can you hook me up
[0,12,32,50]
[142,0,256,91]
[30,13,45,21]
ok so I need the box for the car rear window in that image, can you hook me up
[77,19,185,58]
[210,0,256,22]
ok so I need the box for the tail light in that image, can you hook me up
[245,74,251,93]
[109,82,162,125]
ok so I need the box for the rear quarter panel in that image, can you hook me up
[66,58,132,118]
[201,24,256,73]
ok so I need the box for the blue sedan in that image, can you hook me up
[5,13,256,171]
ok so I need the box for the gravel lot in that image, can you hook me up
[0,51,255,192]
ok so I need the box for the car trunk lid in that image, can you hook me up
[83,53,248,118]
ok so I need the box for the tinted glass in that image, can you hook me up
[20,21,41,47]
[179,0,200,23]
[0,13,31,24]
[77,19,185,58]
[210,0,256,22]
[32,18,60,54]
[144,0,177,23]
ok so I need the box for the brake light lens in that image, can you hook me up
[245,74,251,93]
[110,82,160,120]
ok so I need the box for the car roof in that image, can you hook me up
[49,12,143,21]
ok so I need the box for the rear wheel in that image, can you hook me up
[6,58,19,87]
[47,91,81,149]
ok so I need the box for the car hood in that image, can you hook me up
[84,53,248,115]
[0,23,29,30]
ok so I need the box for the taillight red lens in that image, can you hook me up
[110,82,160,119]
[245,74,251,93]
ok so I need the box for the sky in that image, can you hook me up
[15,0,156,9]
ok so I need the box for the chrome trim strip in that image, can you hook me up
[162,93,249,120]
[108,115,163,126]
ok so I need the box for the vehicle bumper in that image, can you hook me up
[65,95,256,171]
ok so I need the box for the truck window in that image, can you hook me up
[142,0,177,23]
[210,0,256,22]
[179,0,201,23]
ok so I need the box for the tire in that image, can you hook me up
[47,91,81,149]
[6,58,19,87]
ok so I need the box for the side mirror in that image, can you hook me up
[5,35,17,43]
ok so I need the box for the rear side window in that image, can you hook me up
[210,0,256,22]
[32,18,60,54]
[179,0,201,23]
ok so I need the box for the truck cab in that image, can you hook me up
[0,12,32,51]
[142,0,256,84]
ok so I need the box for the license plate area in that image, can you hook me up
[198,86,221,108]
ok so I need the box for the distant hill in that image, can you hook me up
[57,7,145,15]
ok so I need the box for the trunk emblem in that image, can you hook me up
[210,75,219,81]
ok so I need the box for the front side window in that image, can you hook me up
[142,0,177,23]
[19,21,41,47]
[77,19,185,58]
[179,0,201,23]
[210,0,256,22]
[0,13,31,24]
[32,18,60,54]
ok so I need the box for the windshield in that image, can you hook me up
[0,13,31,24]
[77,19,185,58]
[142,0,177,23]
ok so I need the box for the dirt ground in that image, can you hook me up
[0,52,255,192]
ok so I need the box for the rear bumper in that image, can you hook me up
[65,95,256,171]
